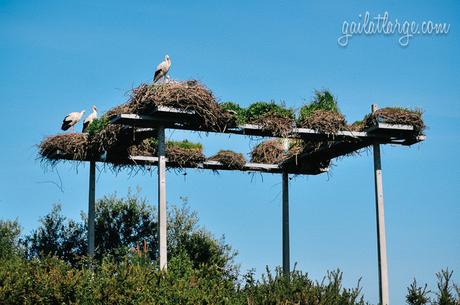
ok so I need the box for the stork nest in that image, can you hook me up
[128,139,206,168]
[250,139,288,164]
[347,121,365,132]
[252,113,295,137]
[39,133,90,162]
[105,80,231,131]
[363,107,425,134]
[208,150,246,169]
[166,144,206,168]
[298,109,347,134]
[38,125,146,165]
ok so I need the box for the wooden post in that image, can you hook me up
[157,126,167,270]
[282,171,290,275]
[282,138,290,275]
[372,104,390,305]
[88,160,96,257]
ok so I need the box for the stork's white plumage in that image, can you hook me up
[82,105,98,133]
[61,110,85,132]
[153,55,171,83]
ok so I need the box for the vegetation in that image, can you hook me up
[245,101,294,122]
[0,220,21,260]
[86,117,109,137]
[219,101,294,126]
[167,140,203,151]
[220,101,247,125]
[0,193,458,304]
[298,90,340,123]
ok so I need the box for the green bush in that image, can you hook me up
[245,101,294,122]
[0,255,374,305]
[299,90,340,123]
[22,193,234,270]
[167,140,203,151]
[0,220,21,259]
[86,117,109,137]
[220,102,247,125]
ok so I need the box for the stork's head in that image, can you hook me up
[92,105,98,112]
[81,110,86,114]
[165,54,170,61]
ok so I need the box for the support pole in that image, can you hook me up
[282,138,290,275]
[372,104,390,305]
[88,160,96,257]
[157,126,167,270]
[282,171,290,275]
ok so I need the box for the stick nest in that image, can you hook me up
[39,125,143,164]
[39,133,90,161]
[298,109,347,134]
[250,139,288,164]
[208,150,246,169]
[106,80,231,131]
[128,139,206,168]
[252,114,294,137]
[363,107,425,134]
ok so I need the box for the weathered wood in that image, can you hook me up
[88,160,96,257]
[372,104,390,305]
[110,110,422,145]
[157,126,167,270]
[282,171,290,275]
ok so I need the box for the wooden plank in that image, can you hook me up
[157,126,167,271]
[110,111,423,145]
[372,105,390,305]
[87,161,96,257]
[282,171,290,275]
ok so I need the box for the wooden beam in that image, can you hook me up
[110,111,423,145]
[282,171,290,275]
[87,160,96,257]
[372,104,390,305]
[157,126,167,270]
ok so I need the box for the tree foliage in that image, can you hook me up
[0,219,21,259]
[22,192,235,270]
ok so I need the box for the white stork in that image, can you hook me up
[153,54,171,83]
[61,110,85,132]
[82,105,98,133]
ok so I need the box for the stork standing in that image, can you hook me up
[61,110,85,132]
[82,105,98,133]
[153,55,171,83]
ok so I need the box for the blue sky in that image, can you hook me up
[0,0,459,303]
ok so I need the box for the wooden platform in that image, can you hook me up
[109,106,425,145]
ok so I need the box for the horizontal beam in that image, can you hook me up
[45,151,328,175]
[109,109,424,145]
[129,156,327,175]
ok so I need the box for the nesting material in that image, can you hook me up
[105,80,229,131]
[128,139,205,168]
[244,102,295,137]
[166,141,206,167]
[208,150,246,169]
[347,120,365,132]
[298,90,347,134]
[39,133,89,161]
[252,113,294,137]
[298,109,347,134]
[250,139,287,164]
[363,107,425,134]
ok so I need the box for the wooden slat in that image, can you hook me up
[110,112,423,145]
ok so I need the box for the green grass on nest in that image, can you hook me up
[167,140,203,151]
[298,90,340,123]
[86,117,110,137]
[245,101,294,122]
[219,102,247,125]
